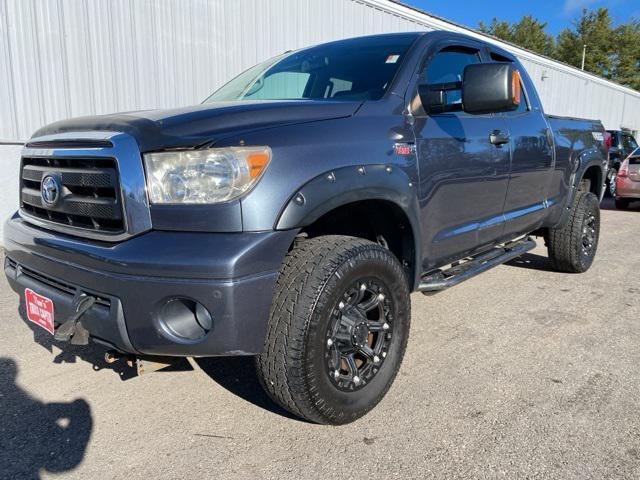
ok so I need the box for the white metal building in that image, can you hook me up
[1,0,639,237]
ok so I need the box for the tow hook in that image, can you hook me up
[54,294,96,345]
[104,350,177,376]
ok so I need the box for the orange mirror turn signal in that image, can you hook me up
[512,70,522,106]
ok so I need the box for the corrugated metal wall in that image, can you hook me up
[0,0,420,142]
[1,0,639,241]
[2,0,639,143]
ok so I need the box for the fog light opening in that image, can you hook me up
[158,298,213,341]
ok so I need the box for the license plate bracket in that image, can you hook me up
[24,288,55,335]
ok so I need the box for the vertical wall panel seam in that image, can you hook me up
[82,0,97,115]
[149,0,159,107]
[128,0,140,110]
[1,0,19,140]
[30,0,46,136]
[56,0,72,118]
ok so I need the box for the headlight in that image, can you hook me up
[143,147,271,204]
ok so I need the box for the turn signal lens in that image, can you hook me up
[247,151,270,178]
[511,70,522,106]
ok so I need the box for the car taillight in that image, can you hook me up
[604,132,612,152]
[618,159,629,177]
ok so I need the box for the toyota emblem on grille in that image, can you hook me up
[41,175,60,205]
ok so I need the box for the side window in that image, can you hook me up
[244,71,311,100]
[611,132,619,147]
[419,47,480,109]
[326,77,354,98]
[622,134,638,152]
[489,52,529,114]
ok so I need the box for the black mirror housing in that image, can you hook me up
[418,84,446,113]
[462,63,521,114]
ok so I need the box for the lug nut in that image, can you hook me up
[333,370,340,379]
[327,338,333,347]
[338,301,345,310]
[360,283,367,291]
[353,376,361,385]
[382,323,390,331]
[377,293,385,301]
[382,351,387,358]
[373,355,380,364]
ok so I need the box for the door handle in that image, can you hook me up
[489,130,510,146]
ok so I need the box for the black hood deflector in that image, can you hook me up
[32,100,359,152]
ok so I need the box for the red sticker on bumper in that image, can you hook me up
[25,288,55,334]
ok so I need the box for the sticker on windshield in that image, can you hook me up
[385,54,400,64]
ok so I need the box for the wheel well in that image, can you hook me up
[298,200,416,287]
[580,166,602,197]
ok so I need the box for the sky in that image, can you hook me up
[402,0,640,35]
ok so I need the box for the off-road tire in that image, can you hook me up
[547,191,600,273]
[615,198,630,210]
[606,167,618,197]
[255,235,410,425]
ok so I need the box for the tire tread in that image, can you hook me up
[255,235,409,424]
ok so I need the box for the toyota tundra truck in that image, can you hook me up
[4,32,608,424]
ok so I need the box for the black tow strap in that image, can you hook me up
[54,295,96,345]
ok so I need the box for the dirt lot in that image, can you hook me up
[1,199,639,480]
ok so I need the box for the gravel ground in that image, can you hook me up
[1,198,639,480]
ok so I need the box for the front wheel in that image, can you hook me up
[547,191,600,273]
[256,235,410,425]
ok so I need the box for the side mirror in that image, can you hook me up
[418,82,462,114]
[462,63,522,114]
[418,84,445,113]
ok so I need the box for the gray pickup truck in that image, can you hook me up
[4,31,607,424]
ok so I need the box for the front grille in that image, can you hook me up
[20,156,125,234]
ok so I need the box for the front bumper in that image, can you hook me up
[4,215,297,356]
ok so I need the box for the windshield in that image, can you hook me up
[204,34,419,103]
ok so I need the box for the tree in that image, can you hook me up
[479,18,512,42]
[555,8,615,77]
[611,20,640,90]
[477,8,640,91]
[479,16,555,57]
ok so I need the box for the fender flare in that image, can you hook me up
[556,150,605,227]
[275,164,422,288]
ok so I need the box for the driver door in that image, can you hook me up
[410,44,511,271]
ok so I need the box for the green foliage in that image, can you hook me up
[555,8,614,76]
[478,8,640,90]
[480,16,555,57]
[612,20,640,90]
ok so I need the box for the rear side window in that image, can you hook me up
[629,147,640,165]
[420,47,480,108]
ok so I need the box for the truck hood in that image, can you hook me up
[31,100,360,152]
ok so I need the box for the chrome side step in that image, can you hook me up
[417,237,537,295]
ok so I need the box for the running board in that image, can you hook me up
[417,237,537,295]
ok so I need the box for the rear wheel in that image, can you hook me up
[547,191,600,273]
[606,167,618,197]
[256,235,410,425]
[615,198,630,210]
